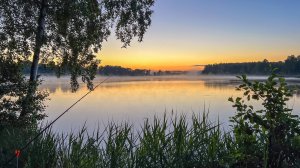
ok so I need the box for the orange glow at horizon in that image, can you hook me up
[97,41,291,71]
[98,55,289,71]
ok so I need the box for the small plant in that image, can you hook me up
[229,71,300,167]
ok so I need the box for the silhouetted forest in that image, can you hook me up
[21,63,188,76]
[98,66,188,76]
[153,70,188,76]
[98,65,151,76]
[202,55,300,75]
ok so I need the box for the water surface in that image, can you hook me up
[41,75,300,133]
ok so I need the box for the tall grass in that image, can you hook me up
[0,113,237,168]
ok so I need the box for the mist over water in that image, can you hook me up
[40,75,300,133]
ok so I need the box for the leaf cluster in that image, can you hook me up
[229,71,300,167]
[0,0,155,90]
[0,57,48,128]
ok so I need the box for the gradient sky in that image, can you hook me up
[98,0,300,71]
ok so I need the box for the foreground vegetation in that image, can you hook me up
[1,114,231,168]
[1,72,300,168]
[0,115,299,168]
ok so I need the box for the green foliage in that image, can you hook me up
[229,71,300,167]
[0,0,155,90]
[0,57,48,128]
[1,113,238,168]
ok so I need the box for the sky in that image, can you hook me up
[98,0,300,71]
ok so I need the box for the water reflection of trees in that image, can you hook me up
[40,83,75,94]
[204,80,300,97]
[288,85,300,97]
[39,77,300,97]
[203,80,241,89]
[295,90,300,97]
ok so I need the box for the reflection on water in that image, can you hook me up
[289,85,300,97]
[40,75,300,133]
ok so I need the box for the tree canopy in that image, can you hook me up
[0,0,155,124]
[0,0,155,89]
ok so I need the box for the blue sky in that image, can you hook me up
[100,0,300,70]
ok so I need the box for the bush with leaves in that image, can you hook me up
[229,71,300,167]
[0,57,48,129]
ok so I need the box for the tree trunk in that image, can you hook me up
[19,0,46,118]
[29,0,46,82]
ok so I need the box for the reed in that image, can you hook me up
[2,112,298,167]
[0,113,235,168]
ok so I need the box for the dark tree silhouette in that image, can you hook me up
[0,0,155,89]
[0,0,155,121]
[98,65,150,76]
[202,56,300,75]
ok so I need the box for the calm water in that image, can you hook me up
[41,75,300,133]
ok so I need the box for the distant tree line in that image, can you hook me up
[153,70,188,76]
[98,65,151,76]
[99,66,188,76]
[21,63,189,76]
[22,61,57,75]
[202,55,300,75]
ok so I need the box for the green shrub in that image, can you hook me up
[229,71,300,167]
